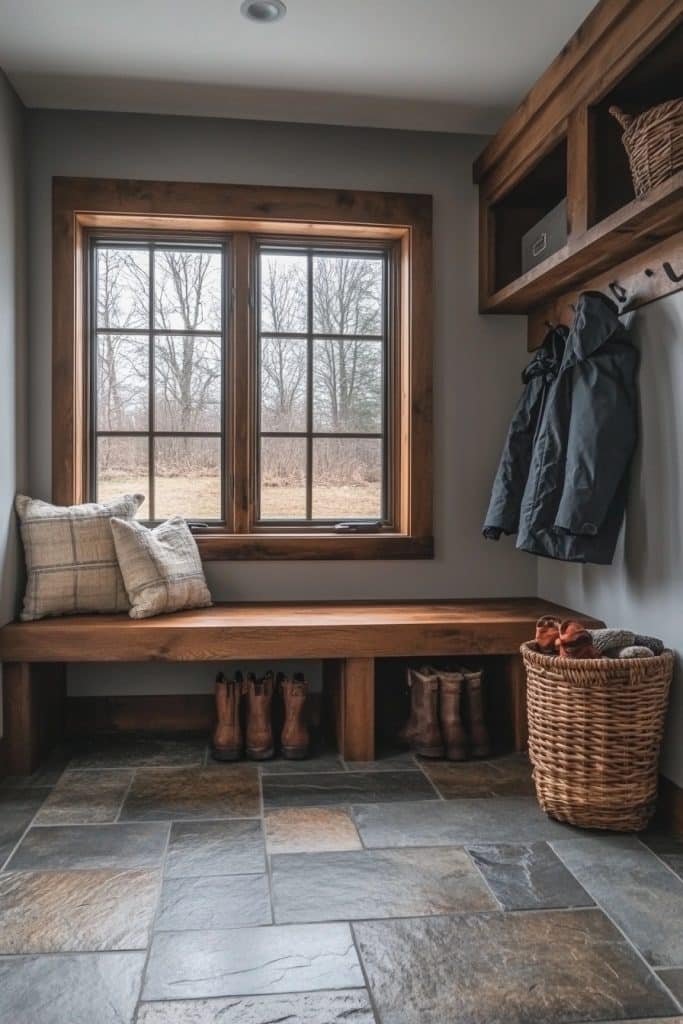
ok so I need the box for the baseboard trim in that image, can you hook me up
[657,774,683,838]
[66,694,216,734]
[65,692,324,737]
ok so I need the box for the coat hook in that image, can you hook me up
[663,261,683,284]
[608,281,628,303]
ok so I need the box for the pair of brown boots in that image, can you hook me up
[400,666,491,761]
[212,671,309,762]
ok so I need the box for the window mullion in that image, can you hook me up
[230,233,252,533]
[147,245,155,521]
[306,249,313,521]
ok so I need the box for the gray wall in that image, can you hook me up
[24,109,534,696]
[539,292,683,788]
[0,73,27,731]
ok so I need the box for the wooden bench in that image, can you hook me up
[0,598,601,775]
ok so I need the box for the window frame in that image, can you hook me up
[53,176,433,560]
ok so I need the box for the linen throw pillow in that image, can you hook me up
[110,515,212,619]
[16,493,144,621]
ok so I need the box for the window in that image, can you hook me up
[257,245,387,524]
[54,178,432,559]
[91,241,226,522]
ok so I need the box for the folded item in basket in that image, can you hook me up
[557,621,600,659]
[533,619,665,659]
[590,628,664,656]
[615,645,656,659]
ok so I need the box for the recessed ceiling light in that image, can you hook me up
[240,0,287,23]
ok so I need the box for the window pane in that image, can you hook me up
[313,255,382,335]
[96,247,149,329]
[312,438,382,519]
[260,252,308,333]
[154,437,222,520]
[260,337,307,432]
[155,335,222,432]
[260,437,306,519]
[96,335,148,431]
[96,436,148,513]
[313,338,382,433]
[154,249,222,331]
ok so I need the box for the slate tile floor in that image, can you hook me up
[0,736,682,1024]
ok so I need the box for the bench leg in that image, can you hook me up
[504,654,528,753]
[3,662,66,775]
[325,657,375,762]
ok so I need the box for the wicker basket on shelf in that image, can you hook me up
[521,642,673,832]
[610,99,683,197]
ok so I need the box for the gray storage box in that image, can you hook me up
[521,198,568,274]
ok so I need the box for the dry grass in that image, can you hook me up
[98,475,381,521]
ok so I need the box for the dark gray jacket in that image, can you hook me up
[483,291,639,564]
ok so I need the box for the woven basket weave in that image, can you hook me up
[522,642,673,832]
[610,99,683,198]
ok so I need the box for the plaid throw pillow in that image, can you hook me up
[16,493,144,621]
[110,515,212,620]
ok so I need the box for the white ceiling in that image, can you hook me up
[0,0,596,134]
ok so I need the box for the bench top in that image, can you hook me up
[0,598,602,662]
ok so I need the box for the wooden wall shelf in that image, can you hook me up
[483,171,683,314]
[474,0,683,337]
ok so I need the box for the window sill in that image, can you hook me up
[195,533,434,560]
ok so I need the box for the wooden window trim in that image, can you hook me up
[53,176,433,560]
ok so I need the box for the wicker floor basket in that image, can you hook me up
[610,99,683,198]
[522,642,673,831]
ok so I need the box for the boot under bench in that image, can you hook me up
[0,598,602,775]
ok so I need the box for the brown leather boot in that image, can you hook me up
[397,666,418,746]
[280,672,310,760]
[211,672,243,761]
[438,669,468,761]
[246,672,275,760]
[408,667,444,759]
[462,667,491,758]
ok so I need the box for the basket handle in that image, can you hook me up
[609,105,633,130]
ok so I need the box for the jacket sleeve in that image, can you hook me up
[483,375,545,539]
[554,344,639,536]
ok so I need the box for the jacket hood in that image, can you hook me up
[566,291,622,363]
[522,325,567,383]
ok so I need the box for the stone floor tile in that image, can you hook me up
[0,951,146,1024]
[120,766,260,821]
[354,796,573,848]
[343,749,418,772]
[657,969,683,1005]
[155,873,272,931]
[165,819,265,877]
[136,989,375,1023]
[33,769,133,825]
[0,868,159,953]
[552,835,683,966]
[7,822,169,871]
[266,807,362,854]
[422,754,534,798]
[642,831,683,881]
[468,842,593,910]
[272,846,496,923]
[263,770,436,810]
[0,789,51,868]
[143,922,363,1000]
[69,732,206,769]
[353,909,677,1024]
[257,751,344,774]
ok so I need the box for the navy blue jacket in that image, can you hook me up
[483,292,639,564]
